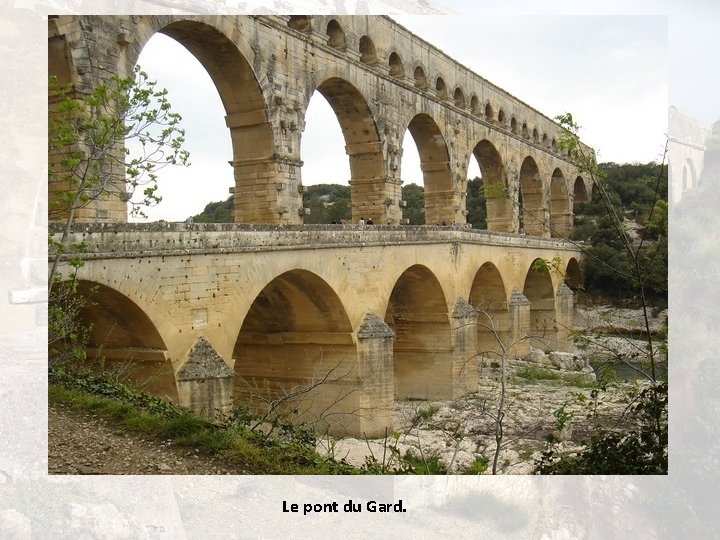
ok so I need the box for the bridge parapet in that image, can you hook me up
[50,222,581,260]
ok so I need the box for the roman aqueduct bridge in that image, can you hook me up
[49,15,592,437]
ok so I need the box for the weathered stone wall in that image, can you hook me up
[48,15,593,233]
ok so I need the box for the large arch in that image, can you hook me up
[519,156,546,236]
[522,260,557,349]
[136,20,275,225]
[469,262,509,369]
[233,269,359,436]
[384,265,452,400]
[405,114,454,226]
[471,139,512,232]
[73,280,177,402]
[312,77,384,223]
[549,168,570,238]
[573,176,589,203]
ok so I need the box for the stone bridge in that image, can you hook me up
[48,15,594,438]
[668,106,707,206]
[54,223,583,437]
[49,14,592,234]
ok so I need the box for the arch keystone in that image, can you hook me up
[176,336,234,420]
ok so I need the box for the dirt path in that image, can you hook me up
[48,403,246,475]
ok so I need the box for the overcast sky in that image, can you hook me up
[132,13,668,221]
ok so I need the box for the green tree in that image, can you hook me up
[401,183,424,224]
[49,65,190,286]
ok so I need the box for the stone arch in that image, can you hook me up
[510,117,518,134]
[326,19,346,50]
[288,15,312,33]
[435,76,448,100]
[551,137,557,151]
[565,257,583,291]
[405,113,453,225]
[532,127,539,143]
[73,280,177,402]
[470,94,480,115]
[454,87,466,109]
[150,20,273,223]
[485,102,494,123]
[573,176,589,203]
[471,139,511,232]
[384,265,452,400]
[498,109,506,125]
[359,35,378,65]
[522,122,529,139]
[469,262,509,365]
[549,167,570,238]
[414,66,428,89]
[233,269,359,436]
[389,51,404,77]
[311,76,383,223]
[519,156,546,236]
[542,133,548,147]
[523,260,556,349]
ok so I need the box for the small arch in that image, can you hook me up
[565,257,583,291]
[532,128,539,143]
[498,109,506,125]
[551,137,557,151]
[522,122,529,138]
[326,19,346,50]
[542,133,548,147]
[359,35,378,65]
[435,76,448,100]
[510,117,518,134]
[288,15,312,33]
[389,52,404,78]
[470,95,480,115]
[385,265,451,400]
[523,260,557,349]
[485,102,494,123]
[454,87,466,109]
[414,66,428,89]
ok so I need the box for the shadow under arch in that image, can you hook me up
[469,262,509,368]
[384,264,452,400]
[404,114,453,226]
[550,168,570,238]
[311,76,384,223]
[233,269,360,436]
[73,280,177,402]
[522,259,557,350]
[565,257,583,291]
[519,156,546,236]
[471,139,512,232]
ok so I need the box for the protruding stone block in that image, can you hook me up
[176,336,234,421]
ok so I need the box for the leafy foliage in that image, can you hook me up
[534,383,668,474]
[191,195,233,223]
[48,65,190,222]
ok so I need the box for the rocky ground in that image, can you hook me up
[48,403,245,475]
[318,375,642,474]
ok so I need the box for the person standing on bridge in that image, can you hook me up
[358,217,366,227]
[366,218,374,226]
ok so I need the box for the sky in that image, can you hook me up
[131,14,669,222]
